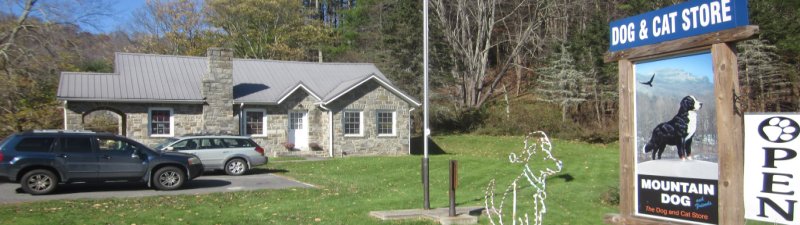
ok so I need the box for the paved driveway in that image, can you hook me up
[0,168,313,204]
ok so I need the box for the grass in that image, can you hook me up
[0,135,621,224]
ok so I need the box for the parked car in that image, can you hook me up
[154,136,267,176]
[0,130,204,195]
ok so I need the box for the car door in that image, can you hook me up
[96,136,147,179]
[197,138,227,169]
[55,136,98,180]
[172,138,217,169]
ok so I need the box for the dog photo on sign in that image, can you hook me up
[633,52,718,179]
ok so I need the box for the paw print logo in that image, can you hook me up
[758,117,799,143]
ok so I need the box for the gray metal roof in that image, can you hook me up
[58,52,420,106]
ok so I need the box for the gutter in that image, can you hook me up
[57,98,205,104]
[316,103,334,158]
[408,108,415,154]
[63,100,68,130]
[239,103,245,135]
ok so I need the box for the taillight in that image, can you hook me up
[254,146,265,156]
[0,151,4,161]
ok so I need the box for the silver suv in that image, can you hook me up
[154,136,267,175]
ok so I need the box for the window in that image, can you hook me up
[96,137,138,153]
[61,137,93,153]
[149,108,173,137]
[244,109,267,136]
[377,111,396,136]
[289,112,305,130]
[343,111,363,136]
[223,139,253,148]
[14,137,55,152]
[171,139,199,150]
[198,138,225,149]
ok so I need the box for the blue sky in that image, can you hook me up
[2,0,146,33]
[91,1,146,33]
[634,52,715,82]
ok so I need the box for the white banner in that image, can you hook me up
[744,113,799,224]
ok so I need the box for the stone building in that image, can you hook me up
[57,48,420,157]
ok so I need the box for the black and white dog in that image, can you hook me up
[643,96,703,160]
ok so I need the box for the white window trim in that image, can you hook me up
[343,110,364,137]
[243,108,268,137]
[148,107,174,137]
[377,111,397,137]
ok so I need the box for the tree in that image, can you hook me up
[206,0,335,61]
[129,0,217,56]
[0,0,116,137]
[737,38,795,112]
[431,0,549,109]
[536,45,593,122]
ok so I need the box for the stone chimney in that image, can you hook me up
[201,47,235,134]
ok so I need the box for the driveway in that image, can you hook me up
[0,168,314,204]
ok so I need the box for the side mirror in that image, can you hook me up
[163,146,174,151]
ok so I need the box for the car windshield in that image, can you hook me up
[152,138,179,151]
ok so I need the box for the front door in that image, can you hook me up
[288,111,308,150]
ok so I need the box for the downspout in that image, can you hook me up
[408,108,415,154]
[317,103,334,157]
[239,103,245,135]
[63,100,68,130]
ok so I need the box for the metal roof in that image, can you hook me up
[57,52,420,106]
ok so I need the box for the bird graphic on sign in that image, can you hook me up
[641,73,655,87]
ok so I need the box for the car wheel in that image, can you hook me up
[21,169,58,195]
[152,166,185,190]
[225,158,247,176]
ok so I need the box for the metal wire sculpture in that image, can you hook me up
[485,131,563,225]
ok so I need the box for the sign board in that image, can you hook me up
[744,114,799,224]
[634,52,718,225]
[609,0,749,51]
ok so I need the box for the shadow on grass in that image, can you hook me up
[410,136,447,155]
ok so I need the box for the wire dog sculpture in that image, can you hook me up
[484,131,563,225]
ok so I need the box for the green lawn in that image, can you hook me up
[0,135,621,225]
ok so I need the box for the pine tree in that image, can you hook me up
[536,45,593,121]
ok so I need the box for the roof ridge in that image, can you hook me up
[61,71,117,75]
[233,58,376,65]
[115,52,206,59]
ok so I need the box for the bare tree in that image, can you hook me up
[431,0,549,109]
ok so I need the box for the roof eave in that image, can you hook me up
[323,75,421,107]
[58,97,205,104]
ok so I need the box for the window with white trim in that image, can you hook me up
[376,111,396,136]
[244,109,267,136]
[343,111,363,136]
[149,108,174,137]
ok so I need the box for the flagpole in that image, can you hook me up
[422,0,431,210]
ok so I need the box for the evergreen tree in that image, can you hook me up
[536,45,593,122]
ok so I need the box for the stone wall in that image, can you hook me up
[327,80,412,156]
[65,102,203,146]
[201,48,236,134]
[246,91,329,157]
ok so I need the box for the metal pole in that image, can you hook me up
[422,0,431,210]
[449,160,457,217]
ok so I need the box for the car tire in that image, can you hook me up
[224,158,248,176]
[20,169,58,195]
[152,166,185,191]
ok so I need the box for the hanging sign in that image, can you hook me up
[744,114,799,225]
[609,0,749,52]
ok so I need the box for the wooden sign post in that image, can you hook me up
[604,0,756,224]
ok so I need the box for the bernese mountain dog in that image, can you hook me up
[643,95,703,160]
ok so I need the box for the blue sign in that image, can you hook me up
[609,0,749,52]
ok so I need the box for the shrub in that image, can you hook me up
[282,142,295,150]
[309,142,322,151]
